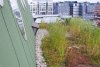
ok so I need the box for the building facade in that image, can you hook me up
[53,2,58,14]
[47,3,53,14]
[30,2,38,15]
[38,2,47,15]
[29,0,98,20]
[54,1,98,19]
[69,2,73,16]
[94,4,100,26]
[57,1,80,17]
[73,2,79,17]
[82,2,96,20]
[29,0,53,15]
[79,3,83,16]
[58,1,70,16]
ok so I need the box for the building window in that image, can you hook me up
[9,0,27,40]
[75,4,77,6]
[33,8,35,11]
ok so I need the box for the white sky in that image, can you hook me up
[28,0,100,3]
[53,0,100,3]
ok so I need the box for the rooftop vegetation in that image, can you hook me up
[40,18,100,67]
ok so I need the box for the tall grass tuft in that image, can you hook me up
[41,22,68,67]
[39,21,48,29]
[41,18,100,66]
[67,18,100,64]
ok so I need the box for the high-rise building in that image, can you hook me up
[94,3,100,17]
[38,2,47,15]
[69,2,73,16]
[82,2,96,20]
[73,2,79,17]
[79,3,83,16]
[57,1,81,17]
[53,2,59,14]
[47,3,53,14]
[58,1,70,16]
[68,1,81,17]
[94,4,100,26]
[30,1,38,15]
[29,0,53,15]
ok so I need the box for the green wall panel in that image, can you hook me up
[0,0,36,67]
[1,0,30,67]
[0,8,19,67]
[17,0,36,66]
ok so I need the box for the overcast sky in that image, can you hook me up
[28,0,100,3]
[53,0,100,3]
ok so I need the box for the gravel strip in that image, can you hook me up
[35,29,48,67]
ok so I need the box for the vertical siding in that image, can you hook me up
[17,0,36,66]
[0,7,20,67]
[0,0,36,67]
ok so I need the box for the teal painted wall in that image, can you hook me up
[0,0,36,67]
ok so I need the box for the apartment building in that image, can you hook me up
[57,1,80,17]
[53,1,98,20]
[73,2,79,17]
[94,4,100,17]
[47,3,53,14]
[79,3,83,16]
[94,4,100,26]
[30,2,38,15]
[82,2,96,20]
[53,2,58,14]
[38,2,47,15]
[58,1,70,16]
[29,0,53,15]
